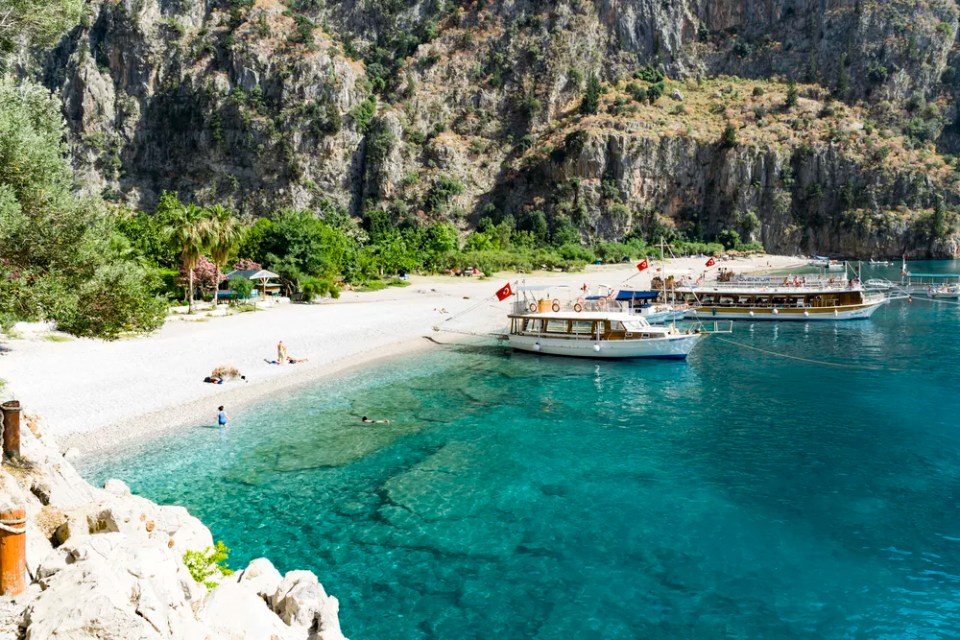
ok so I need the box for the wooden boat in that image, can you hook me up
[675,278,887,321]
[506,310,723,359]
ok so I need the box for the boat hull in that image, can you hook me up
[686,301,884,321]
[508,333,702,359]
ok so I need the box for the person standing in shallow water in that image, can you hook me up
[217,406,228,428]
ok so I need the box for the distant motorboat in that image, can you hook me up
[863,279,895,291]
[868,259,892,266]
[613,289,686,324]
[808,257,845,270]
[928,285,960,299]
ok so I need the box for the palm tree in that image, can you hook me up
[162,196,210,314]
[206,205,244,304]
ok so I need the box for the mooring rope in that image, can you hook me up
[714,337,892,371]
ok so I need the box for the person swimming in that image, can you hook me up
[361,416,390,424]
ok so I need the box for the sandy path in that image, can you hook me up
[0,255,805,454]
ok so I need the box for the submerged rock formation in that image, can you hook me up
[0,414,347,640]
[30,0,960,256]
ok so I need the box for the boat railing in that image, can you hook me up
[679,280,857,292]
[512,296,653,314]
[687,321,734,334]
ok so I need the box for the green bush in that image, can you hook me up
[299,276,340,302]
[183,541,233,590]
[229,277,254,301]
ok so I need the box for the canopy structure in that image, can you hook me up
[224,269,281,298]
[615,290,658,302]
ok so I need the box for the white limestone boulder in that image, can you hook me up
[24,533,205,639]
[199,581,300,640]
[231,557,283,600]
[103,479,132,497]
[271,571,348,640]
[153,504,213,553]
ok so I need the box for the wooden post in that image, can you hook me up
[0,506,26,597]
[0,401,20,459]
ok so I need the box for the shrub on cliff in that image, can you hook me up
[581,73,601,115]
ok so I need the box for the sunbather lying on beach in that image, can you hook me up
[203,376,223,384]
[210,366,246,381]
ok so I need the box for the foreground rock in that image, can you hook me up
[0,415,348,639]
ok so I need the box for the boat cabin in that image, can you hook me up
[508,314,664,341]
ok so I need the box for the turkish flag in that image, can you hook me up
[705,257,716,267]
[636,259,649,271]
[495,283,513,301]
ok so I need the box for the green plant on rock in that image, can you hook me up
[785,80,798,109]
[183,541,233,590]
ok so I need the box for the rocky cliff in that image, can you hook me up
[33,0,960,256]
[0,412,347,639]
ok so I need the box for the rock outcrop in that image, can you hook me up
[0,414,348,640]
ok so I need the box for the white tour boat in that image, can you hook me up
[676,278,887,321]
[506,310,714,359]
[502,285,728,359]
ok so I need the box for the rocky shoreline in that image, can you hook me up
[0,412,347,640]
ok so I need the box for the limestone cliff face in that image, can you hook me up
[44,0,369,213]
[35,0,960,256]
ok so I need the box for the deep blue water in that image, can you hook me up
[82,261,960,639]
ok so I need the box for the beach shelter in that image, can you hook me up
[224,268,281,298]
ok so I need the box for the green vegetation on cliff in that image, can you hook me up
[0,80,166,337]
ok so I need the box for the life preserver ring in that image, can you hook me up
[552,300,561,312]
[528,302,537,312]
[574,302,584,313]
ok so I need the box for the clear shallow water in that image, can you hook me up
[83,262,960,639]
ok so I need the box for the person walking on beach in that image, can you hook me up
[217,406,228,428]
[277,340,287,364]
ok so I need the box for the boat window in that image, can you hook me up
[525,319,542,332]
[621,320,650,331]
[545,319,568,333]
[571,320,594,334]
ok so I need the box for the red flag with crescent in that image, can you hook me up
[495,283,513,301]
[705,257,716,267]
[636,259,649,271]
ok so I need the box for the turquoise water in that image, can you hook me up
[82,262,960,639]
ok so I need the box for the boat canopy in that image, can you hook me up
[615,290,659,302]
[906,273,960,279]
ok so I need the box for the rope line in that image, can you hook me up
[0,518,26,534]
[714,337,891,371]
